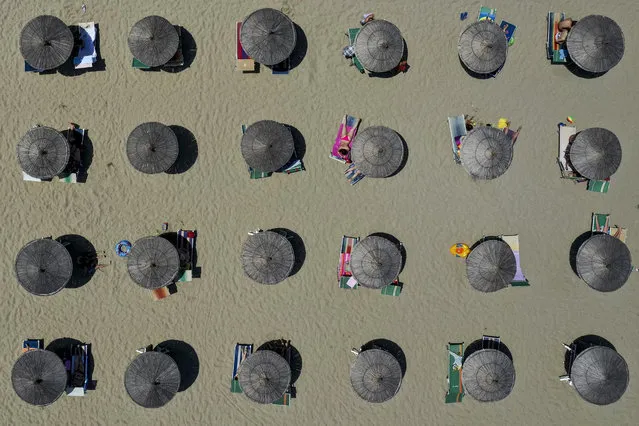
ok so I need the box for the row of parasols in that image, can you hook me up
[20,12,624,75]
[12,336,629,407]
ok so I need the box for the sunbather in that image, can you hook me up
[555,18,574,44]
[595,215,610,233]
[338,115,361,158]
[345,163,364,183]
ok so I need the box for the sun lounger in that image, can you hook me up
[587,179,610,193]
[380,280,402,296]
[331,115,360,163]
[22,339,43,353]
[67,344,89,396]
[272,58,290,75]
[164,26,185,67]
[347,28,365,73]
[547,12,569,64]
[236,22,256,72]
[478,6,496,22]
[482,335,501,348]
[500,235,529,286]
[22,172,43,182]
[499,20,516,46]
[445,342,464,403]
[74,22,97,69]
[448,116,466,164]
[345,163,365,185]
[24,62,44,73]
[132,58,151,69]
[231,343,253,393]
[591,213,626,242]
[504,126,521,145]
[558,125,579,179]
[177,229,196,282]
[338,236,359,288]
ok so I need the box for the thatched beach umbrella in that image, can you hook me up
[576,233,631,292]
[458,20,508,74]
[238,350,291,404]
[568,128,621,180]
[351,126,404,178]
[240,8,296,66]
[127,236,180,290]
[350,236,402,289]
[125,351,180,408]
[462,349,515,402]
[466,240,516,292]
[570,346,629,405]
[128,16,179,67]
[127,122,179,174]
[15,239,73,296]
[241,231,294,285]
[20,15,73,70]
[17,126,70,179]
[241,120,294,173]
[461,126,513,180]
[354,20,404,73]
[566,15,624,73]
[12,349,67,406]
[350,349,402,403]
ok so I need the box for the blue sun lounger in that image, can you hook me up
[448,116,466,164]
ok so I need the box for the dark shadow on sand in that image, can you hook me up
[270,228,305,277]
[388,132,408,178]
[60,126,94,182]
[361,338,407,377]
[564,334,616,374]
[46,337,96,388]
[463,338,513,363]
[458,56,498,80]
[156,340,199,392]
[257,339,303,385]
[569,231,591,276]
[163,27,197,73]
[166,125,198,174]
[288,24,307,70]
[56,234,97,289]
[285,125,306,160]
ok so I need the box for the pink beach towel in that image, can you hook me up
[331,115,360,162]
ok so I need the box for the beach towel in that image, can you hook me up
[558,125,579,178]
[500,235,529,286]
[547,12,569,64]
[347,28,365,73]
[331,115,360,163]
[339,236,359,288]
[448,116,466,164]
[478,6,496,22]
[499,21,516,46]
[231,343,253,393]
[74,22,97,69]
[344,163,365,185]
[445,342,464,403]
[587,179,610,193]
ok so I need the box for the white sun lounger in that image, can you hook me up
[558,125,578,178]
[74,22,97,69]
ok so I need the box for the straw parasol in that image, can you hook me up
[350,236,402,289]
[461,126,513,179]
[351,126,404,178]
[576,233,632,292]
[566,15,624,73]
[568,128,621,180]
[17,126,70,179]
[354,20,404,73]
[458,20,508,74]
[241,231,294,285]
[128,16,179,67]
[238,350,291,404]
[15,239,73,296]
[20,15,73,70]
[127,237,180,290]
[12,349,67,406]
[241,120,295,173]
[350,349,402,403]
[126,122,179,174]
[570,346,629,405]
[462,349,515,402]
[466,240,516,292]
[125,351,181,408]
[240,8,296,66]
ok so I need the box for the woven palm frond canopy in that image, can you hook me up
[127,122,179,174]
[128,16,179,67]
[241,231,295,285]
[15,238,73,296]
[570,346,629,405]
[12,349,67,406]
[351,126,404,178]
[354,20,404,73]
[461,126,513,179]
[568,128,621,180]
[350,236,402,289]
[466,239,516,292]
[238,350,291,404]
[125,351,181,408]
[350,349,402,403]
[20,15,73,70]
[241,120,295,173]
[576,233,631,292]
[566,15,624,73]
[127,236,180,290]
[462,349,515,402]
[17,126,70,179]
[458,20,508,74]
[240,8,296,66]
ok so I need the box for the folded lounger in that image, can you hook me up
[500,234,529,286]
[74,22,97,69]
[448,115,466,164]
[331,115,360,163]
[445,342,464,403]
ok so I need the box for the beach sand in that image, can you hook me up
[1,0,638,424]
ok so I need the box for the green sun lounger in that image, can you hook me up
[587,179,610,193]
[446,342,464,403]
[380,281,402,296]
[132,58,151,69]
[348,28,365,73]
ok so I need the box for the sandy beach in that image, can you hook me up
[2,0,639,424]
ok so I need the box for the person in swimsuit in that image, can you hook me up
[555,18,574,44]
[338,115,361,158]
